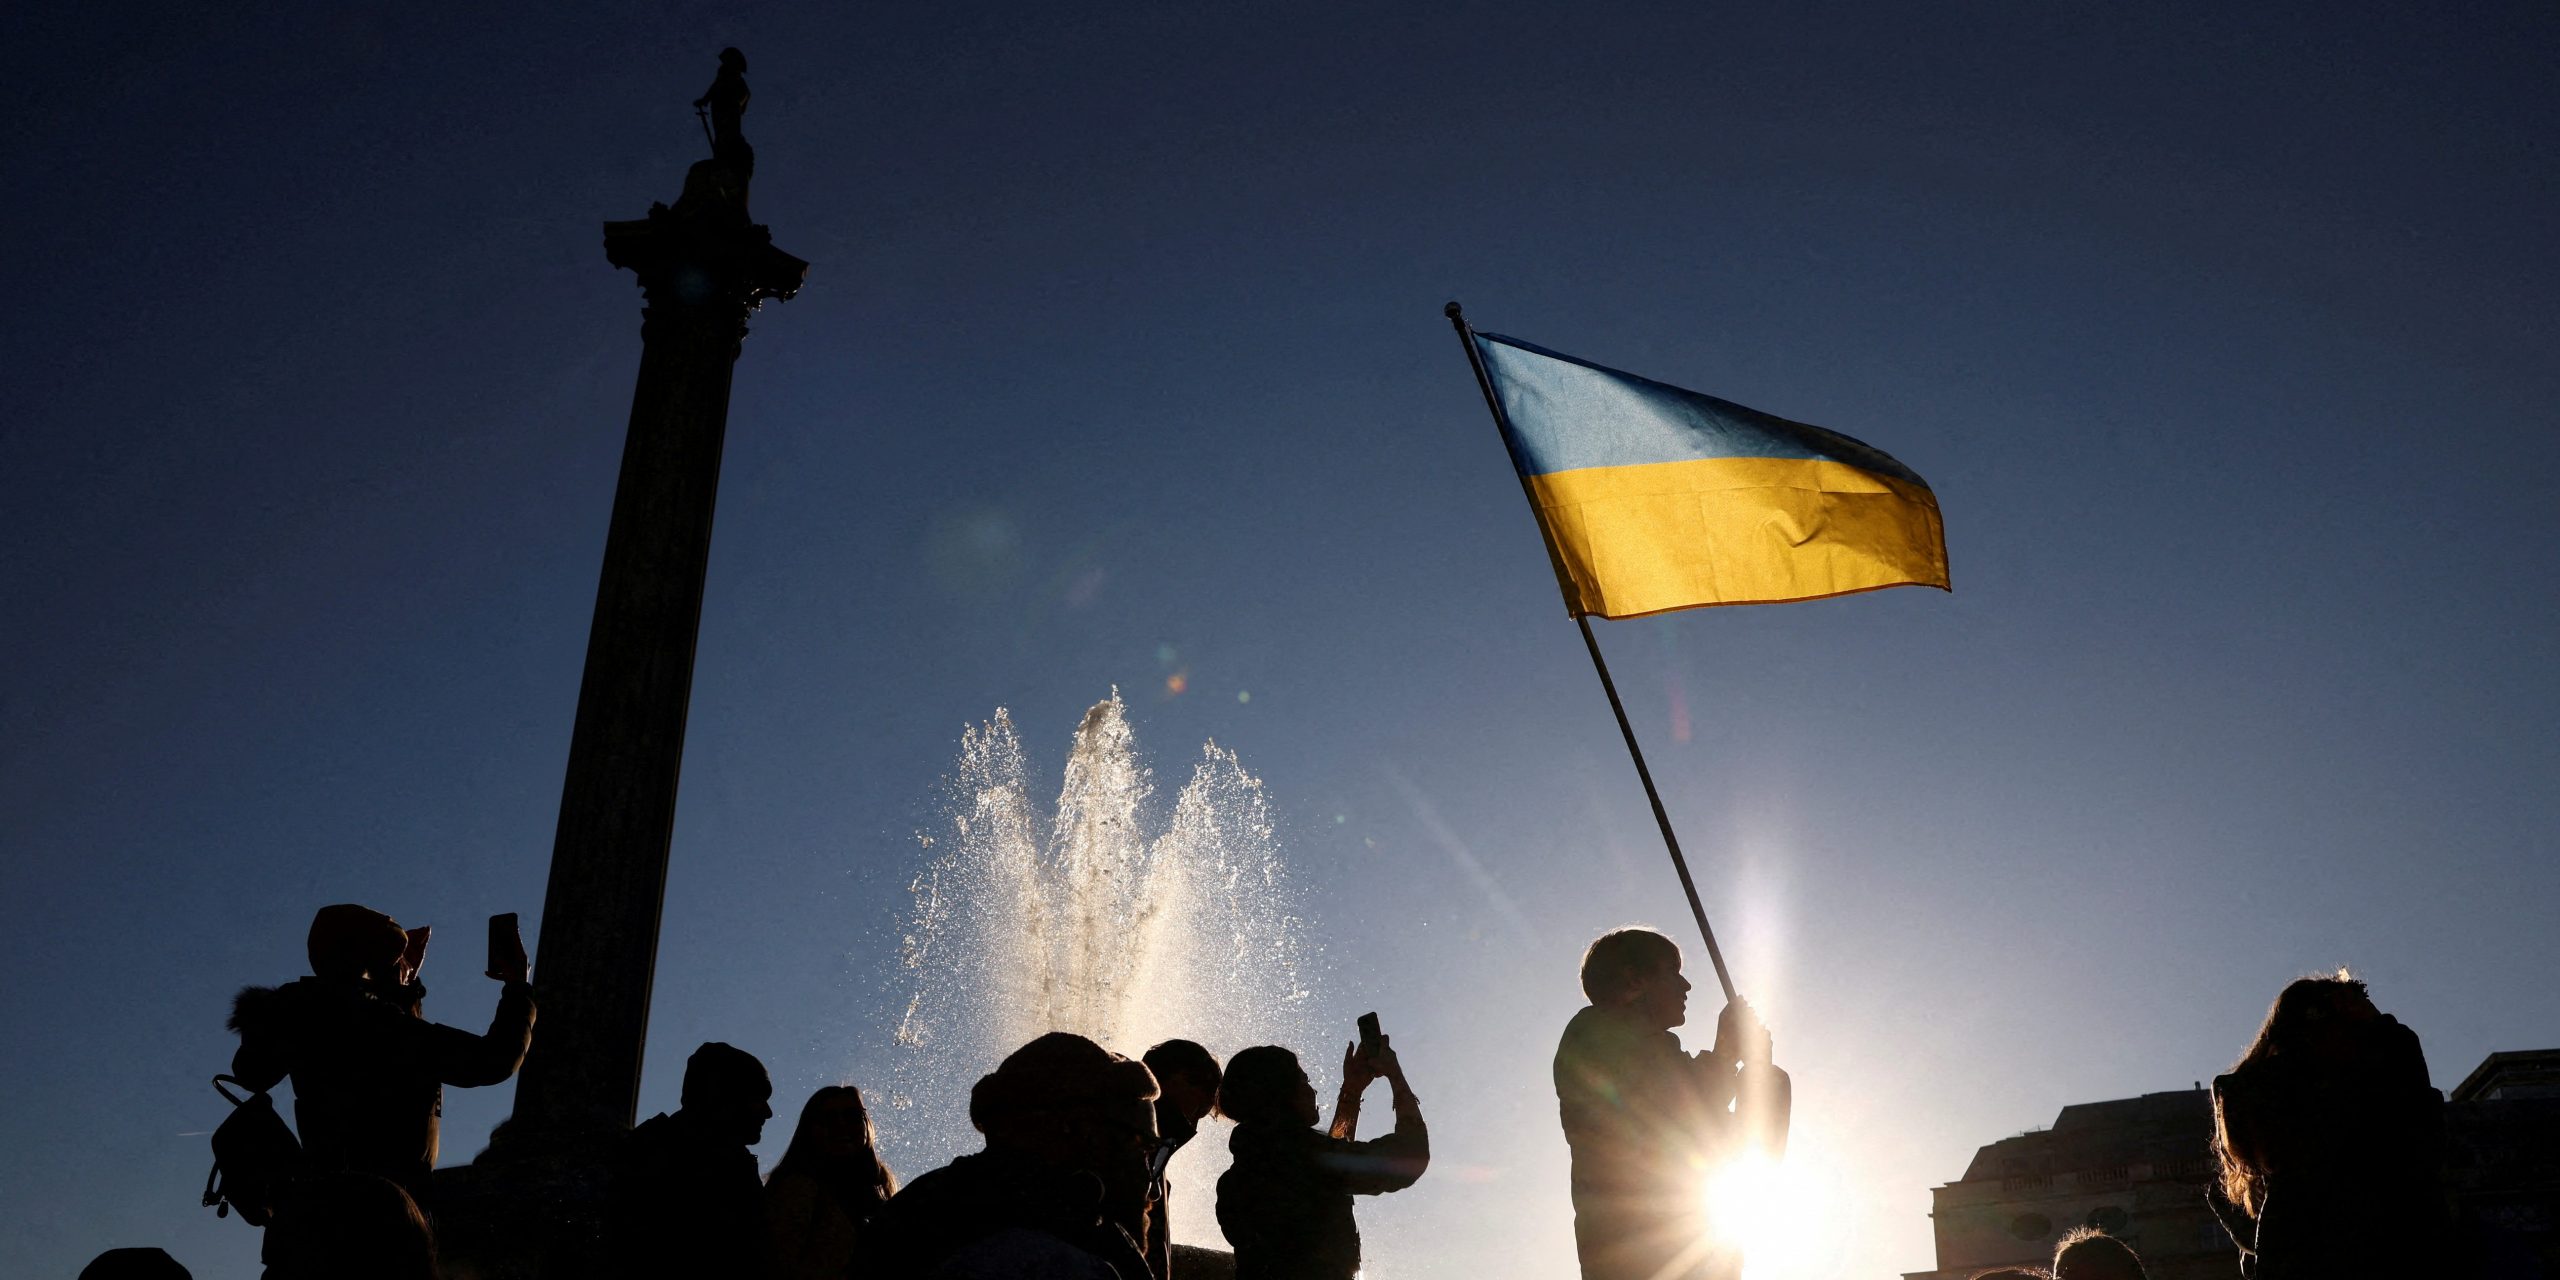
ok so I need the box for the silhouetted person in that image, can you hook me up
[1215,1033,1428,1280]
[1970,1269,2050,1280]
[260,1170,439,1280]
[2208,972,2450,1279]
[611,1041,775,1280]
[694,47,752,176]
[1134,1039,1222,1280]
[765,1084,897,1280]
[78,1249,192,1280]
[228,904,534,1204]
[1555,927,1789,1280]
[860,1032,1158,1279]
[2052,1227,2146,1280]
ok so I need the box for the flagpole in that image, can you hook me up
[1444,301,1739,1005]
[1570,615,1738,1004]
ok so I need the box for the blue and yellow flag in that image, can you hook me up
[1472,331,1950,619]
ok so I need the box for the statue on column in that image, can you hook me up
[693,48,753,181]
[604,47,803,318]
[675,48,758,224]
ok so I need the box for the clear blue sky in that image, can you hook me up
[4,3,2556,1276]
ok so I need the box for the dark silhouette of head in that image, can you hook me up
[1968,1270,2050,1280]
[772,1084,897,1205]
[2214,970,2381,1212]
[970,1032,1159,1216]
[682,1041,774,1148]
[1581,926,1689,1030]
[307,904,406,981]
[1218,1045,1322,1130]
[718,47,747,73]
[2239,971,2381,1069]
[2052,1227,2145,1280]
[78,1249,192,1280]
[260,1172,437,1280]
[1144,1039,1223,1125]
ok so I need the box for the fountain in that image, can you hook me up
[887,690,1316,1246]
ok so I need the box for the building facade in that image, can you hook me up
[1906,1050,2560,1280]
[1904,1088,2228,1280]
[2449,1050,2560,1279]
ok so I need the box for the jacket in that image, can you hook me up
[1216,1097,1427,1280]
[229,975,534,1196]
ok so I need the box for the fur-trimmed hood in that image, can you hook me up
[228,983,287,1037]
[227,976,422,1038]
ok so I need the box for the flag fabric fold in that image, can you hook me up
[1472,331,1950,619]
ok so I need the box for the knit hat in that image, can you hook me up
[682,1041,770,1107]
[307,904,406,981]
[969,1032,1159,1135]
[79,1249,192,1280]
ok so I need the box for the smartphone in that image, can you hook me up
[1357,1011,1384,1059]
[487,913,522,980]
[1147,1132,1187,1184]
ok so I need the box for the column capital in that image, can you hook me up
[603,192,807,314]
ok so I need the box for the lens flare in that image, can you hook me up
[1702,1151,1833,1280]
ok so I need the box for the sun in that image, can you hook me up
[1701,1151,1826,1280]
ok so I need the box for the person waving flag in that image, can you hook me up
[1443,301,1951,1003]
[1448,304,1948,1280]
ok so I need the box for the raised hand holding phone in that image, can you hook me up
[1339,1039,1380,1093]
[486,912,528,984]
[1357,1011,1406,1081]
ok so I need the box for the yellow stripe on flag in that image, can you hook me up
[1522,456,1950,619]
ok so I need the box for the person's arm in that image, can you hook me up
[1699,997,1766,1093]
[412,928,535,1087]
[412,979,537,1088]
[1328,1039,1379,1140]
[1737,1062,1791,1160]
[1688,1046,1741,1114]
[1321,1043,1429,1195]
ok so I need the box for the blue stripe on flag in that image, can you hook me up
[1475,332,1926,485]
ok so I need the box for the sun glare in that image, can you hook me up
[1702,1151,1834,1280]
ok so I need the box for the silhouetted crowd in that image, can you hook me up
[76,906,2504,1279]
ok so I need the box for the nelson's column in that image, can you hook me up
[438,49,805,1272]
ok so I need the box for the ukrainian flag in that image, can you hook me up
[1472,331,1950,619]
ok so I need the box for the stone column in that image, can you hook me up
[505,172,807,1153]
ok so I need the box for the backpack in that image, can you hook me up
[204,1074,302,1225]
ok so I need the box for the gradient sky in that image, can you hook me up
[5,3,2557,1277]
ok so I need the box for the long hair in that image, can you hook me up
[770,1085,897,1213]
[2213,971,2367,1214]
